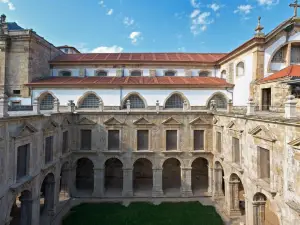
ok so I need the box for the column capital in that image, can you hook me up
[94,167,104,171]
[181,167,192,170]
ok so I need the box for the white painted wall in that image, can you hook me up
[31,88,231,107]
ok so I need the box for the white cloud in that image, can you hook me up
[91,45,124,53]
[234,5,253,14]
[129,31,142,45]
[190,9,200,18]
[107,9,113,15]
[191,0,201,8]
[1,0,15,10]
[257,0,279,6]
[123,17,134,26]
[208,3,221,12]
[190,11,213,35]
[99,0,106,7]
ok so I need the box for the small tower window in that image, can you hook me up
[199,71,210,77]
[236,62,245,77]
[164,70,176,76]
[130,70,142,76]
[59,71,72,77]
[95,70,108,76]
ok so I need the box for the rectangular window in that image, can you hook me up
[108,130,120,150]
[232,137,240,164]
[259,147,270,182]
[137,130,149,151]
[216,132,222,153]
[62,131,68,153]
[194,130,204,150]
[45,136,53,164]
[13,90,21,95]
[291,46,300,64]
[81,130,91,150]
[17,144,29,180]
[166,130,177,151]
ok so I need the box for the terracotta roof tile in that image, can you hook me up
[260,65,300,83]
[50,53,227,64]
[26,76,233,88]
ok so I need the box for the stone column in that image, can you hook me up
[19,195,33,225]
[207,166,213,195]
[53,99,60,113]
[227,99,233,114]
[68,100,75,113]
[69,166,77,197]
[152,168,163,197]
[285,95,297,119]
[228,179,241,216]
[213,167,224,199]
[122,168,133,197]
[93,168,104,197]
[30,195,40,225]
[32,98,40,115]
[253,200,266,225]
[126,100,131,114]
[0,93,8,117]
[181,167,193,197]
[247,98,255,116]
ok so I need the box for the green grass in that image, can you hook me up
[62,202,224,225]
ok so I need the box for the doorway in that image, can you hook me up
[262,88,271,111]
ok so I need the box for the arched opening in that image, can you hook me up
[165,93,184,109]
[78,93,100,108]
[221,70,227,79]
[76,158,94,195]
[191,157,209,196]
[59,162,70,203]
[130,70,142,76]
[253,193,280,225]
[105,158,123,196]
[164,70,176,76]
[236,62,245,77]
[133,158,153,196]
[229,174,245,217]
[162,158,181,196]
[199,71,210,77]
[122,94,145,109]
[9,190,32,225]
[214,161,225,198]
[40,173,55,222]
[40,93,54,110]
[95,70,108,76]
[59,71,72,77]
[207,93,227,109]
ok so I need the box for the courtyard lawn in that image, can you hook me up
[62,202,224,225]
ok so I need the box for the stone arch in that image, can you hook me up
[38,91,58,110]
[163,91,190,109]
[77,91,103,108]
[59,162,70,203]
[39,173,55,219]
[229,173,246,216]
[191,157,209,195]
[206,92,228,109]
[214,161,225,197]
[75,158,94,195]
[9,190,32,225]
[133,158,153,196]
[121,92,147,109]
[162,158,181,196]
[104,158,123,196]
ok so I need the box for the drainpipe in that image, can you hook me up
[226,88,234,103]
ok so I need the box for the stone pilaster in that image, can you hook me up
[152,168,163,197]
[0,93,8,117]
[19,195,33,225]
[122,168,133,197]
[181,167,193,197]
[93,168,104,197]
[286,43,292,66]
[228,179,241,216]
[213,167,224,199]
[30,196,40,225]
[149,69,156,77]
[208,166,213,195]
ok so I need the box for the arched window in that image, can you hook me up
[40,93,54,110]
[95,70,108,76]
[79,94,100,108]
[164,70,176,76]
[59,71,72,77]
[165,94,184,109]
[221,70,227,79]
[199,71,210,77]
[130,70,142,76]
[208,94,227,109]
[236,62,245,77]
[271,48,284,63]
[123,94,145,109]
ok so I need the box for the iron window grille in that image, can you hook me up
[165,94,184,109]
[123,95,145,109]
[79,94,100,108]
[40,94,54,110]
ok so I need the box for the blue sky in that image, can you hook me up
[0,0,295,53]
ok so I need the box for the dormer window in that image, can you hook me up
[164,70,176,76]
[131,70,142,76]
[199,71,210,77]
[59,71,71,77]
[95,70,108,76]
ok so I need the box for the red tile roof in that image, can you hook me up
[260,65,300,83]
[50,53,227,64]
[26,76,233,88]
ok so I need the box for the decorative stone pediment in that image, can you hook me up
[104,117,124,126]
[226,120,243,132]
[288,138,300,150]
[77,117,96,125]
[189,117,209,126]
[43,120,59,132]
[249,125,277,142]
[133,117,153,126]
[12,122,37,138]
[61,117,71,129]
[162,117,182,126]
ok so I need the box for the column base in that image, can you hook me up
[228,209,242,217]
[122,190,133,197]
[152,189,164,197]
[181,189,193,197]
